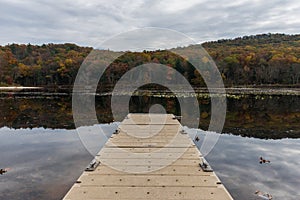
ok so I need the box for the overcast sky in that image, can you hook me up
[1,0,300,47]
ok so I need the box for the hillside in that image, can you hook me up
[0,33,299,89]
[202,33,300,86]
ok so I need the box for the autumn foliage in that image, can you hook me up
[0,33,299,88]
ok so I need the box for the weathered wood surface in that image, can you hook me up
[64,114,233,200]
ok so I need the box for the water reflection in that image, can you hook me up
[192,130,300,199]
[0,94,299,139]
[0,93,299,199]
[0,128,92,200]
[1,126,299,200]
[0,124,117,200]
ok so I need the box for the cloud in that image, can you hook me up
[0,0,299,47]
[202,133,300,199]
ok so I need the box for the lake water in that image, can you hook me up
[0,93,299,199]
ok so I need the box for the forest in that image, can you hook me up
[0,33,299,89]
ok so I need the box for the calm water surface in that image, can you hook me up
[194,130,300,200]
[0,94,299,199]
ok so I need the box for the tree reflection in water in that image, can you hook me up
[0,93,299,139]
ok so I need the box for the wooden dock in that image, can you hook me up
[64,114,233,200]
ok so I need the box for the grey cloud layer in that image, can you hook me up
[0,0,299,47]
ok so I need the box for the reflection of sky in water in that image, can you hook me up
[190,129,300,200]
[0,126,299,200]
[0,125,115,200]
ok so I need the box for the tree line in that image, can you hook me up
[0,33,299,88]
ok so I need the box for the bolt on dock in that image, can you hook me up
[64,113,233,200]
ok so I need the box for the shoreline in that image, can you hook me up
[0,87,43,91]
[0,86,299,96]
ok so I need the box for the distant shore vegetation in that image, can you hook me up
[0,33,299,89]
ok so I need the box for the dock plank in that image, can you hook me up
[63,114,233,200]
